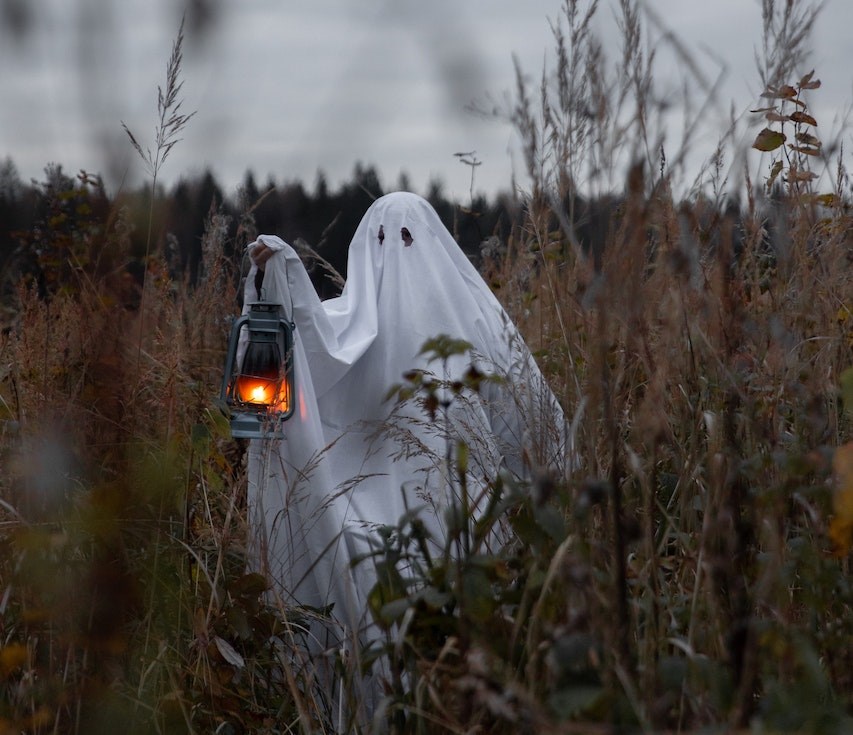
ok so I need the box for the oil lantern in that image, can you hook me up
[220,301,295,438]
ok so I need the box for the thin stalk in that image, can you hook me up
[122,15,195,381]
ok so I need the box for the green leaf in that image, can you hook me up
[418,334,473,361]
[752,128,786,152]
[377,597,411,625]
[841,367,853,416]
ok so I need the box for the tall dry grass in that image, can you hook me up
[471,1,852,732]
[1,0,852,733]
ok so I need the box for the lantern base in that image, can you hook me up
[230,412,285,439]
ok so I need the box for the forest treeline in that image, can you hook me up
[0,154,753,318]
[0,157,525,307]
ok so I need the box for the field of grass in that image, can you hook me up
[1,1,852,733]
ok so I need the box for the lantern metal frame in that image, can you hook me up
[220,300,295,439]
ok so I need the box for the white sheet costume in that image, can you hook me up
[240,192,566,651]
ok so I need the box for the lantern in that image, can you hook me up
[221,301,295,438]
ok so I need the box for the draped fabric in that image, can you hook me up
[240,191,567,642]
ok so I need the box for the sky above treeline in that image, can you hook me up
[1,0,852,200]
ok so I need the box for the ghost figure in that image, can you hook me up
[240,192,567,658]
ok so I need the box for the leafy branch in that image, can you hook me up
[751,69,822,195]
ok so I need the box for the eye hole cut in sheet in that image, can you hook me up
[377,224,414,246]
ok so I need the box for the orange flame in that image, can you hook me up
[235,376,290,412]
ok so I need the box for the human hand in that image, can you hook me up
[251,243,275,270]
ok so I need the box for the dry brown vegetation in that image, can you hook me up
[2,1,852,733]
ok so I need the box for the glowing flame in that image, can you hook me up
[235,376,290,412]
[250,384,269,403]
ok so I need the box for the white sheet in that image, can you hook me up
[240,191,567,641]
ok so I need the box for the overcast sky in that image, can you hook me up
[2,0,852,200]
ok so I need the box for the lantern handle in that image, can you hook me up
[219,312,249,403]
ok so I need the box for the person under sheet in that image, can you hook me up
[240,191,567,648]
